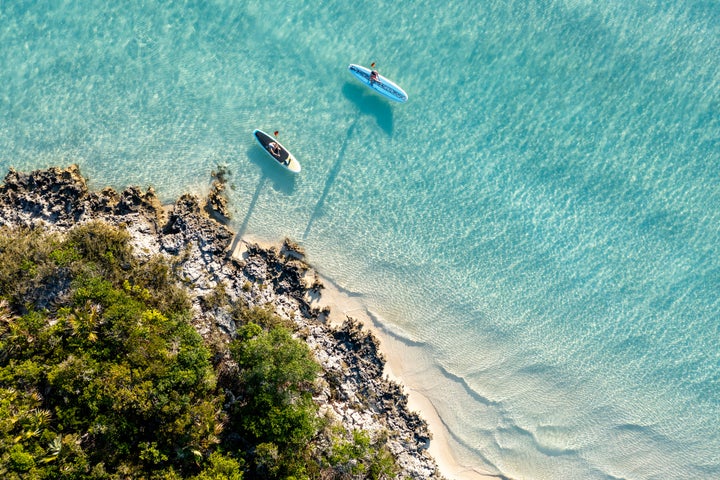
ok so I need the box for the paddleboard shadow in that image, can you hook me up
[245,146,296,195]
[303,117,358,240]
[342,83,393,136]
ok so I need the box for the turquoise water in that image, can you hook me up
[2,1,719,478]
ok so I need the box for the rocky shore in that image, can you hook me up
[0,165,442,479]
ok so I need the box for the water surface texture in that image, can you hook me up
[2,1,719,478]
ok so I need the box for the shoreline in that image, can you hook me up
[307,271,499,480]
[238,235,499,480]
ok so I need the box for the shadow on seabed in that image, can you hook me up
[303,117,359,240]
[341,83,394,136]
[233,144,298,240]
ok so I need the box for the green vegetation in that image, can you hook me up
[0,223,227,479]
[0,222,399,479]
[327,429,397,478]
[227,322,320,478]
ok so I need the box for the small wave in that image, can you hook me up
[365,309,428,348]
[434,363,501,408]
[320,273,364,298]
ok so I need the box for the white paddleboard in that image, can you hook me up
[348,64,408,103]
[253,129,301,174]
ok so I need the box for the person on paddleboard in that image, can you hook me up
[369,62,379,84]
[268,141,281,158]
[268,130,282,158]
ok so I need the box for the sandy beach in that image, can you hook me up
[231,230,508,479]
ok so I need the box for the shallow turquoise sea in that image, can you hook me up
[2,1,719,478]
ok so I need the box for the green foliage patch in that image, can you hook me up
[0,224,229,478]
[0,222,400,479]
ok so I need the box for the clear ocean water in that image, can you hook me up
[2,1,719,478]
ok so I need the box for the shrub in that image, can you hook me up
[228,322,321,478]
[0,223,225,478]
[0,220,402,479]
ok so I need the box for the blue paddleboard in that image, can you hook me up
[348,64,408,103]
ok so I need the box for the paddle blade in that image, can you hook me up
[274,130,279,137]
